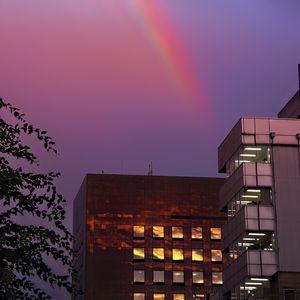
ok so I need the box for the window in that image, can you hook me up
[211,250,222,262]
[134,293,145,300]
[191,227,203,239]
[153,248,164,260]
[153,270,164,283]
[133,226,145,238]
[173,294,185,300]
[212,272,223,285]
[284,289,295,300]
[153,294,165,300]
[133,270,145,283]
[172,249,184,261]
[211,228,221,240]
[192,271,204,284]
[173,271,184,284]
[192,249,203,262]
[193,294,205,300]
[172,226,183,239]
[153,226,164,238]
[133,248,145,260]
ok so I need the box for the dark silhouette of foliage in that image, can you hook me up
[0,98,77,299]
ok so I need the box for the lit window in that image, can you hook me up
[192,249,203,262]
[212,272,223,285]
[211,228,221,240]
[133,270,145,283]
[192,271,204,284]
[134,293,145,300]
[173,294,185,300]
[153,226,164,238]
[133,226,145,238]
[153,294,165,300]
[193,294,205,299]
[153,270,164,283]
[172,249,184,261]
[172,226,183,239]
[133,248,145,260]
[211,250,222,262]
[153,248,164,260]
[173,271,184,283]
[191,227,203,239]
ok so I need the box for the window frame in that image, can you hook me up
[210,227,221,240]
[153,225,164,239]
[172,270,184,284]
[172,248,184,262]
[133,269,145,284]
[152,247,165,261]
[172,226,184,239]
[133,247,145,261]
[192,249,204,262]
[211,249,223,263]
[192,271,204,285]
[191,226,203,240]
[153,270,165,284]
[133,225,145,239]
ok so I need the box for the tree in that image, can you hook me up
[0,98,77,299]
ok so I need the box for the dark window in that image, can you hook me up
[284,289,295,300]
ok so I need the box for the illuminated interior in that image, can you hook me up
[153,226,164,238]
[172,226,184,239]
[212,272,223,285]
[173,271,184,283]
[172,249,184,261]
[133,270,145,283]
[153,270,164,283]
[193,294,205,300]
[192,249,203,262]
[235,277,270,299]
[191,227,203,239]
[192,271,204,284]
[153,293,165,300]
[133,225,145,238]
[211,249,222,262]
[134,293,145,300]
[173,294,185,300]
[210,227,221,240]
[153,248,165,260]
[133,248,145,260]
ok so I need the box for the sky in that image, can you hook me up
[0,1,300,297]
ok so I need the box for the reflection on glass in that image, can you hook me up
[153,248,164,260]
[211,228,221,240]
[212,272,223,285]
[153,226,164,238]
[153,293,165,300]
[153,270,164,283]
[133,248,145,260]
[192,271,204,284]
[192,249,203,262]
[191,227,203,239]
[172,249,184,261]
[173,294,185,300]
[133,270,145,283]
[134,293,145,300]
[173,271,184,283]
[133,225,145,238]
[172,226,184,239]
[211,250,222,262]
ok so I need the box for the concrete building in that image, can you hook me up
[73,174,226,300]
[217,66,300,299]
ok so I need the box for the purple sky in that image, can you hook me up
[1,1,300,297]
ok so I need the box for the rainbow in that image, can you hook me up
[122,0,207,108]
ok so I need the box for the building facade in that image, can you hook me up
[73,174,226,300]
[217,69,300,299]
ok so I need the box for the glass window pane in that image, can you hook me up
[133,248,145,260]
[212,272,223,284]
[153,226,164,238]
[133,270,145,283]
[133,226,145,238]
[192,249,203,262]
[173,271,184,283]
[211,228,221,240]
[153,294,165,300]
[191,227,203,239]
[192,271,204,284]
[173,294,185,300]
[172,249,184,261]
[211,250,222,262]
[193,294,205,300]
[153,248,164,260]
[134,293,145,300]
[172,226,183,239]
[153,270,164,283]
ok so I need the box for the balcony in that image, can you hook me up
[222,250,277,294]
[220,163,272,211]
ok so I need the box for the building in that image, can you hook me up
[217,66,300,299]
[73,174,226,300]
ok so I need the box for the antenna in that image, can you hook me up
[147,162,153,176]
[298,64,300,91]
